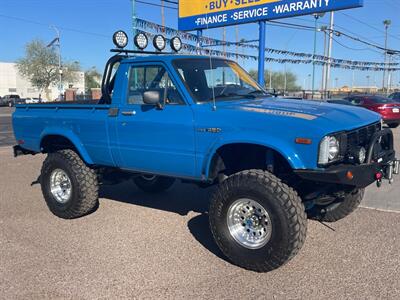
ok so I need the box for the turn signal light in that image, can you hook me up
[295,138,312,145]
[346,171,354,180]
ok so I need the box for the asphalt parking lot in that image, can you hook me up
[0,107,14,147]
[1,106,399,298]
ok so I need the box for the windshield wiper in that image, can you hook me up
[247,90,269,97]
[205,93,246,102]
[205,91,267,102]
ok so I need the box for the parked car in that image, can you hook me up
[344,95,400,128]
[2,94,24,106]
[12,36,399,272]
[0,95,9,106]
[388,92,400,102]
[326,99,355,106]
[25,97,41,104]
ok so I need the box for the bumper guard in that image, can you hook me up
[295,129,398,188]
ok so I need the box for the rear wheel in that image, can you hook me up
[40,149,99,219]
[133,175,175,193]
[209,169,307,272]
[388,123,399,129]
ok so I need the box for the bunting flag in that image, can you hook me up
[135,19,400,72]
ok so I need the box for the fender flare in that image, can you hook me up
[39,128,94,165]
[202,138,306,179]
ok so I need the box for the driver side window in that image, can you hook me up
[348,97,363,105]
[127,65,184,105]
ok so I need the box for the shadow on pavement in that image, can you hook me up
[99,181,227,261]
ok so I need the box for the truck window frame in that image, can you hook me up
[172,57,265,104]
[125,63,186,106]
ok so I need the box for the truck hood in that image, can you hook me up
[218,97,381,134]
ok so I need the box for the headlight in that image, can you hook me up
[318,136,340,165]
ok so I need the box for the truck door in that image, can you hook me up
[115,63,196,178]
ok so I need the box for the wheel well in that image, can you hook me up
[209,143,293,181]
[40,135,78,154]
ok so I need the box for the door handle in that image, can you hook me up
[121,110,136,116]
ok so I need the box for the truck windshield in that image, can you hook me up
[173,58,268,103]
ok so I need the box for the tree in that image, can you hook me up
[17,39,81,100]
[84,67,102,93]
[248,69,301,92]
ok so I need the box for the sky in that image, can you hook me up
[0,0,399,89]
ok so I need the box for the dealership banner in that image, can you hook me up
[136,28,400,72]
[178,0,364,31]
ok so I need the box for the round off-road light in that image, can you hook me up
[153,35,166,51]
[134,33,148,50]
[357,147,367,164]
[170,36,182,52]
[113,30,128,49]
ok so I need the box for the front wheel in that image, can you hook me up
[209,169,307,272]
[388,123,399,129]
[133,175,175,193]
[308,189,364,222]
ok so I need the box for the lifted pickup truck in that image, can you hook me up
[13,41,399,272]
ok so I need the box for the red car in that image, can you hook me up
[344,95,400,128]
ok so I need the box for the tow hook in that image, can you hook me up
[394,160,400,175]
[377,159,400,187]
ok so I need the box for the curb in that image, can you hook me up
[360,205,400,214]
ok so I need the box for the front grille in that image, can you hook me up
[342,122,381,163]
[346,122,381,154]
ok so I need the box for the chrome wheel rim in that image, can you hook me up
[227,198,272,249]
[50,169,72,204]
[141,175,157,181]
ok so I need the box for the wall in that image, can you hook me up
[0,62,85,101]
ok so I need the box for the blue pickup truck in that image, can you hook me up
[12,41,399,272]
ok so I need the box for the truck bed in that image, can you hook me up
[12,102,113,165]
[18,100,100,106]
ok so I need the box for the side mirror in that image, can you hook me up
[143,90,161,105]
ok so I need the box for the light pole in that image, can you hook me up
[49,25,62,101]
[382,20,391,95]
[366,75,370,93]
[335,77,339,90]
[387,50,395,93]
[283,33,296,96]
[269,70,272,90]
[161,0,165,30]
[131,0,137,49]
[308,74,311,91]
[312,13,325,99]
[320,25,328,96]
[324,12,335,97]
